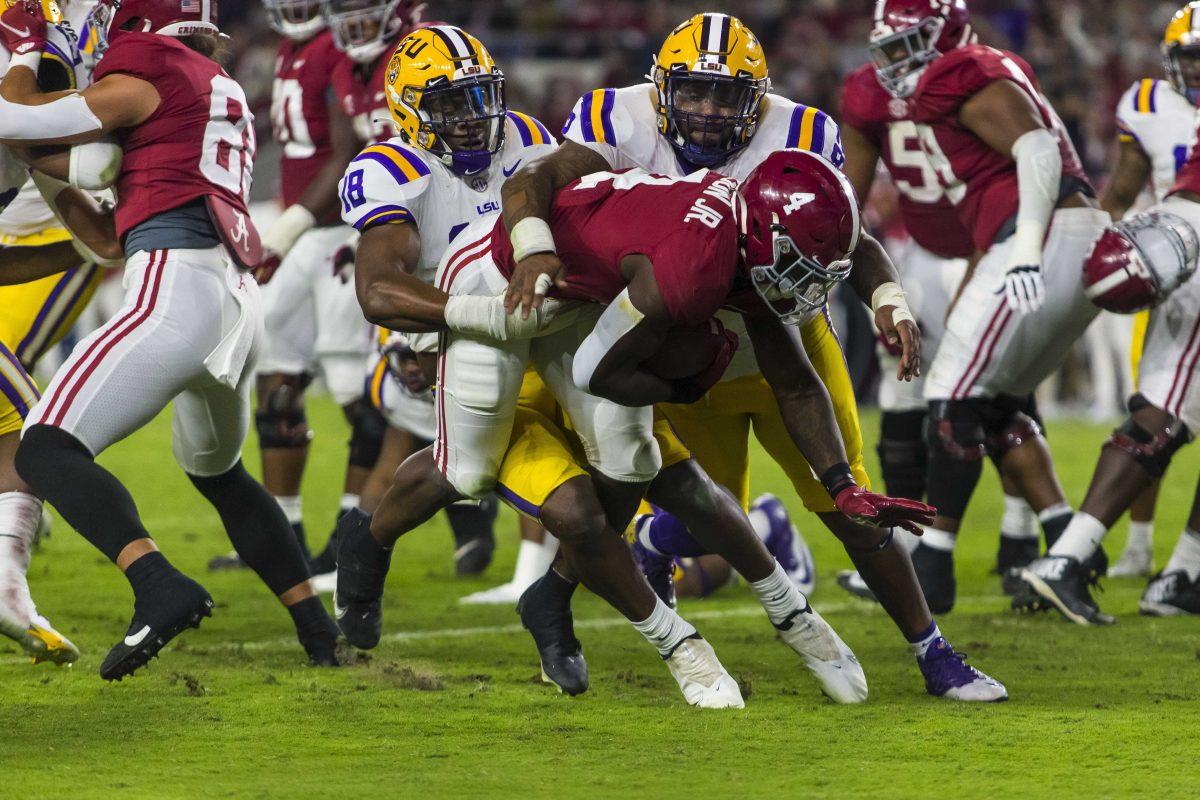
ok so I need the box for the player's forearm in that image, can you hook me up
[1010,128,1062,263]
[357,275,447,332]
[772,382,851,479]
[0,241,81,284]
[847,232,901,306]
[500,157,559,235]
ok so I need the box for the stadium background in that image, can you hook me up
[211,0,1184,417]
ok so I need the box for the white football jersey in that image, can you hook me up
[1116,78,1197,204]
[562,83,845,378]
[0,20,91,237]
[340,110,557,286]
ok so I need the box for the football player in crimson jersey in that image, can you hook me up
[205,0,386,584]
[839,55,1048,603]
[1093,3,1200,578]
[867,0,1113,612]
[1016,86,1200,623]
[0,0,342,680]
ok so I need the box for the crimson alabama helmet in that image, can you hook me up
[737,149,861,324]
[1082,210,1199,313]
[87,0,221,58]
[868,0,975,99]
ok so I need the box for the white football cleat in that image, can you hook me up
[310,570,337,594]
[1109,540,1153,577]
[775,606,868,703]
[24,612,80,665]
[664,635,744,709]
[0,567,78,665]
[459,581,523,605]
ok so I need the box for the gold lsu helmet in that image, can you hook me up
[1164,2,1200,104]
[2,1,78,92]
[650,13,770,167]
[2,0,62,24]
[385,24,506,176]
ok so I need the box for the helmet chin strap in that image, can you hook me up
[447,150,491,176]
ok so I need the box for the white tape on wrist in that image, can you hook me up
[262,204,317,257]
[69,140,123,190]
[510,217,556,263]
[870,281,915,326]
[444,295,542,342]
[533,272,553,297]
[1008,128,1059,267]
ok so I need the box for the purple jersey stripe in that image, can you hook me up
[356,205,415,231]
[507,111,533,147]
[787,105,805,149]
[355,151,411,186]
[17,268,77,365]
[600,89,616,144]
[580,91,597,142]
[811,110,828,156]
[496,482,541,518]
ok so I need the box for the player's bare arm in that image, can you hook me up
[0,240,78,284]
[0,69,160,145]
[959,78,1072,314]
[354,222,447,331]
[299,95,360,224]
[1101,138,1153,219]
[849,232,921,380]
[501,140,612,316]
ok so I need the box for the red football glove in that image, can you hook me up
[833,485,936,535]
[252,250,283,286]
[669,318,739,404]
[0,1,47,56]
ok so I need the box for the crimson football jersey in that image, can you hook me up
[95,33,255,239]
[906,45,1091,252]
[330,35,406,146]
[491,170,741,326]
[272,31,345,213]
[840,64,976,260]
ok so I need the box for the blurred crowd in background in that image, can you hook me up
[210,1,1190,417]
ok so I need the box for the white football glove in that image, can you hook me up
[1000,263,1045,315]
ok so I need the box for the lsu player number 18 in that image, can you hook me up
[0,0,342,681]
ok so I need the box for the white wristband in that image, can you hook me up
[1009,219,1048,267]
[262,204,317,258]
[69,140,123,190]
[870,281,915,326]
[8,52,40,72]
[510,217,556,263]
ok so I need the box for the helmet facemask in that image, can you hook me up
[263,0,325,41]
[1112,210,1199,308]
[326,0,405,63]
[1166,43,1200,106]
[869,15,945,99]
[413,75,506,176]
[746,213,852,325]
[659,70,764,168]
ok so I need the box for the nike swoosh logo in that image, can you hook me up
[0,21,31,38]
[502,160,522,178]
[333,600,348,619]
[124,625,151,647]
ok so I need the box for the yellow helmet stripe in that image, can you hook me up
[1136,79,1158,113]
[369,357,388,411]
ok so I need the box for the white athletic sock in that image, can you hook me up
[748,507,771,542]
[339,493,360,513]
[921,527,957,552]
[0,492,43,622]
[895,527,921,553]
[1048,512,1108,562]
[1038,501,1072,524]
[1001,494,1039,539]
[634,514,664,555]
[748,561,806,627]
[907,621,943,659]
[511,538,555,593]
[1163,528,1200,581]
[275,495,303,526]
[1127,521,1154,549]
[631,596,698,657]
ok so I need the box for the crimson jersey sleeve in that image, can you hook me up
[911,45,1032,121]
[94,33,192,121]
[839,64,889,143]
[632,225,739,326]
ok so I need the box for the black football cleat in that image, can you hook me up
[911,542,956,614]
[207,550,247,571]
[517,575,588,696]
[333,509,392,649]
[1139,570,1200,616]
[996,535,1039,595]
[452,530,495,577]
[308,530,338,577]
[1013,555,1115,626]
[100,575,214,681]
[299,617,345,667]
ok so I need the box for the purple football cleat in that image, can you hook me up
[918,637,1008,702]
[751,493,815,595]
[632,516,677,609]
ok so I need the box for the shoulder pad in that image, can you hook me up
[506,111,556,147]
[564,88,620,145]
[341,141,432,231]
[777,100,844,168]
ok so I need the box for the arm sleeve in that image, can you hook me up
[339,141,431,231]
[561,89,631,170]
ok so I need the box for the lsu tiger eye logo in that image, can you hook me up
[387,54,402,86]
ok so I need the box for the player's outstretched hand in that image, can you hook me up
[875,308,921,381]
[833,486,936,535]
[504,252,567,319]
[1000,264,1045,315]
[0,0,47,56]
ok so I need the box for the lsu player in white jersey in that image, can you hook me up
[498,14,1007,701]
[0,0,122,665]
[1094,1,1200,578]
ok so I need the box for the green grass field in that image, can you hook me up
[2,398,1197,798]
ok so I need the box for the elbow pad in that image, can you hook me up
[0,93,103,142]
[69,139,123,190]
[572,288,645,392]
[1009,128,1062,265]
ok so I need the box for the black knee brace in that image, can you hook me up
[925,400,987,520]
[255,373,314,449]
[1104,396,1192,478]
[877,410,928,501]
[343,397,387,469]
